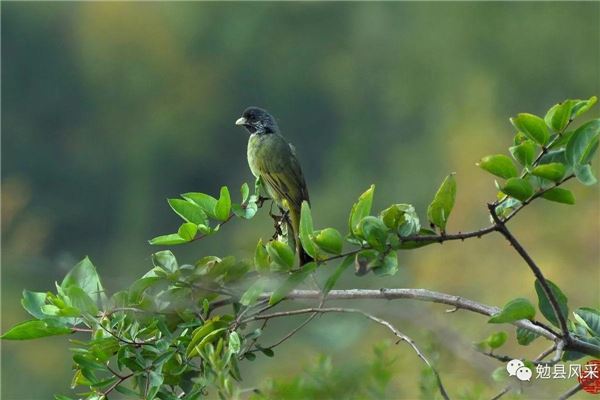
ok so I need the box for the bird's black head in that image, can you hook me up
[235,107,279,135]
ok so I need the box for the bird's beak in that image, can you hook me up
[235,117,247,126]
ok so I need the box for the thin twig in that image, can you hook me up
[242,307,451,400]
[558,383,583,400]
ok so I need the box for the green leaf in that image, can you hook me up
[66,286,98,316]
[509,140,536,166]
[146,370,164,400]
[266,241,295,270]
[254,239,270,274]
[359,216,389,251]
[477,155,518,179]
[354,249,380,276]
[61,257,106,306]
[541,188,575,205]
[324,255,354,295]
[566,119,600,166]
[373,252,398,276]
[510,113,550,145]
[232,202,258,219]
[485,331,508,349]
[214,186,231,221]
[21,290,49,320]
[534,279,569,328]
[574,164,597,185]
[380,203,421,237]
[531,163,566,182]
[269,262,317,305]
[152,250,178,272]
[1,320,72,340]
[148,233,188,246]
[313,228,343,255]
[181,193,218,219]
[240,278,266,306]
[240,183,250,203]
[574,308,600,337]
[299,201,317,259]
[168,199,208,225]
[571,96,597,119]
[488,298,536,324]
[348,185,375,235]
[516,327,539,346]
[426,173,456,231]
[177,222,198,241]
[229,331,242,354]
[500,178,534,201]
[545,101,574,132]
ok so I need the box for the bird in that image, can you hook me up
[235,106,313,266]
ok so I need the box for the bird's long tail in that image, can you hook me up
[288,207,313,266]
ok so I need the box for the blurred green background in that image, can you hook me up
[2,2,599,399]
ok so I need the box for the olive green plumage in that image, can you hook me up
[235,107,312,265]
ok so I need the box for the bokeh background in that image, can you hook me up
[2,2,599,399]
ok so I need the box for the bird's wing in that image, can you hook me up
[255,136,309,210]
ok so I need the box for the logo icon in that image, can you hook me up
[506,359,532,382]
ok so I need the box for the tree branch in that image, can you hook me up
[241,307,450,400]
[257,288,557,340]
[488,204,571,340]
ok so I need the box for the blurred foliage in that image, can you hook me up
[2,2,599,399]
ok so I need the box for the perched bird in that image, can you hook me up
[235,106,312,266]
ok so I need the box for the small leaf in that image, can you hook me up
[229,332,241,354]
[254,239,270,274]
[509,140,537,166]
[324,255,354,295]
[21,290,49,320]
[373,251,398,277]
[146,370,164,400]
[61,257,106,306]
[240,279,266,306]
[380,204,421,237]
[544,101,573,132]
[488,298,536,323]
[516,327,539,346]
[510,113,550,145]
[177,222,198,241]
[566,119,600,167]
[570,96,597,119]
[541,188,575,205]
[214,186,232,221]
[152,250,178,272]
[168,199,208,225]
[531,163,566,182]
[148,233,188,246]
[313,227,343,255]
[477,155,518,179]
[574,164,597,186]
[66,286,99,316]
[232,202,258,219]
[266,241,295,270]
[574,307,600,337]
[299,201,318,258]
[1,320,72,340]
[240,183,250,203]
[485,331,508,349]
[500,178,534,201]
[359,216,389,251]
[534,279,569,328]
[269,262,317,305]
[426,173,456,231]
[181,193,218,219]
[354,249,380,276]
[348,185,375,235]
